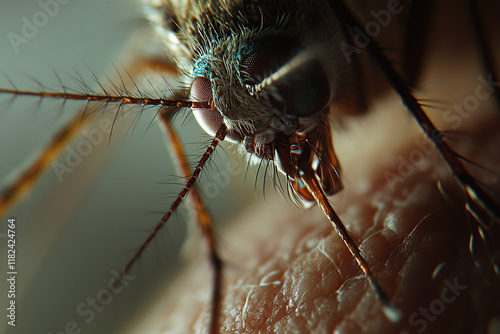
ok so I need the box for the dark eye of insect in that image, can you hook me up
[240,40,331,117]
[240,39,297,85]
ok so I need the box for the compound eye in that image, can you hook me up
[190,77,241,142]
[240,40,296,85]
[190,77,223,138]
[190,76,213,103]
[273,60,331,117]
[241,41,331,117]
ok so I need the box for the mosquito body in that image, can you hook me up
[1,0,499,333]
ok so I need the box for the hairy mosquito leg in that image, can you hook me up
[331,0,500,221]
[112,123,227,333]
[299,167,400,322]
[0,81,211,219]
[159,109,223,333]
[0,111,88,217]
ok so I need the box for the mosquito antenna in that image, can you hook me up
[0,86,211,109]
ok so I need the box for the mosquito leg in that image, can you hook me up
[0,111,89,217]
[159,109,223,333]
[330,0,500,221]
[299,167,400,321]
[111,121,227,334]
[135,55,224,331]
[146,107,500,333]
[0,68,211,219]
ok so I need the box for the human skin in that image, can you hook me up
[128,1,500,333]
[133,103,499,334]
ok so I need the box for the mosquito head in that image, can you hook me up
[190,40,343,203]
[181,1,348,203]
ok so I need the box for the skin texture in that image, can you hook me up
[127,1,500,333]
[130,101,500,334]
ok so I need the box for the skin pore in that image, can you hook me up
[127,1,500,333]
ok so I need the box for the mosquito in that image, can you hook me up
[1,0,499,333]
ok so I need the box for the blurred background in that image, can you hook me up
[0,1,257,333]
